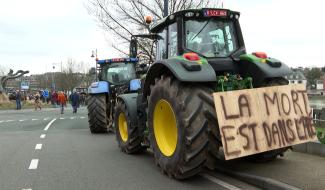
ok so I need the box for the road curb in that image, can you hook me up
[292,141,325,157]
[215,167,301,190]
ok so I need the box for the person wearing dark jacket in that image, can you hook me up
[15,90,22,110]
[71,91,80,114]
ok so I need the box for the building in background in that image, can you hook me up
[285,68,307,86]
[315,77,325,95]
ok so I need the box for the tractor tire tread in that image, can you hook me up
[148,75,221,179]
[87,94,107,133]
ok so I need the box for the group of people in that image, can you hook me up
[55,91,81,114]
[13,90,83,114]
[13,90,46,110]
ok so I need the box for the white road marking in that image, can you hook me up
[59,117,65,120]
[200,174,242,190]
[19,119,25,122]
[70,117,75,119]
[43,118,56,131]
[32,119,39,121]
[0,120,3,123]
[28,159,39,169]
[40,134,46,139]
[44,117,50,121]
[6,120,14,122]
[35,144,42,150]
[80,116,86,119]
[22,189,32,190]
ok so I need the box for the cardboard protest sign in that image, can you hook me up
[213,84,317,160]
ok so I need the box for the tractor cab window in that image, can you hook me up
[156,29,167,60]
[168,22,178,58]
[102,63,136,85]
[185,19,238,57]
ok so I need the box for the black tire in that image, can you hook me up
[246,78,289,162]
[87,94,108,133]
[147,75,220,179]
[115,100,144,153]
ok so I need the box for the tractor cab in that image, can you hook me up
[98,58,138,86]
[150,9,245,73]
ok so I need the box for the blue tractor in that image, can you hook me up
[87,58,141,133]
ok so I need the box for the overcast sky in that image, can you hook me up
[0,0,324,75]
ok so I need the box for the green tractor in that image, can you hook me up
[114,8,296,179]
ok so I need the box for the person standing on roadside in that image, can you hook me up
[58,91,67,114]
[34,93,42,110]
[51,91,58,108]
[15,90,22,110]
[71,91,80,114]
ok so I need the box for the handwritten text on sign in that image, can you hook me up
[213,84,317,160]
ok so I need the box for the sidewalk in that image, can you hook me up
[216,151,325,190]
[293,141,325,157]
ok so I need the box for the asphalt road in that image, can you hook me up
[2,107,325,190]
[0,107,259,190]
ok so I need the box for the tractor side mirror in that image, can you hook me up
[130,38,138,58]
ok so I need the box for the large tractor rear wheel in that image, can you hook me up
[246,78,289,162]
[115,100,144,153]
[147,75,219,179]
[87,94,108,133]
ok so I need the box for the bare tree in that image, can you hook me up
[54,59,89,92]
[0,65,8,76]
[35,74,48,90]
[86,0,216,63]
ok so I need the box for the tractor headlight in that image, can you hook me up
[91,82,99,88]
[185,12,194,17]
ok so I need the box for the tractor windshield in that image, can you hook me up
[102,63,136,85]
[185,19,238,58]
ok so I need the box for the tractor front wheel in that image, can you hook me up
[115,100,144,153]
[87,94,108,133]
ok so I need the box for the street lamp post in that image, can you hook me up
[52,65,55,91]
[164,0,168,17]
[91,49,98,81]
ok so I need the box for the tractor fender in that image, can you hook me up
[143,59,216,99]
[117,93,138,124]
[88,81,109,94]
[238,54,292,87]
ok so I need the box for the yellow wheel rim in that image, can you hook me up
[118,112,128,142]
[153,99,177,157]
